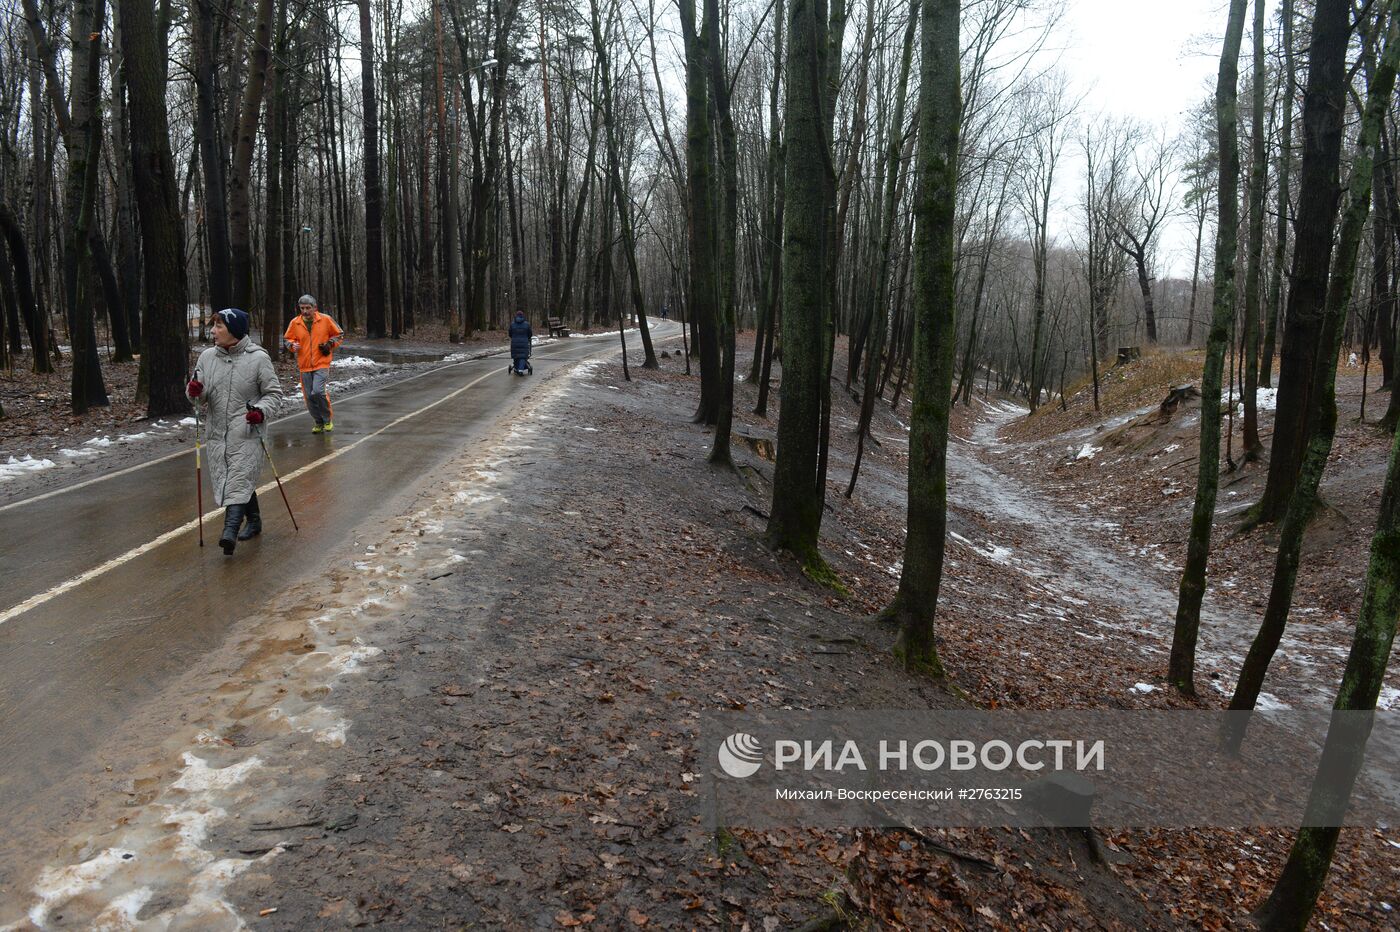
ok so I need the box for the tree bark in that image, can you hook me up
[704,0,737,462]
[766,0,833,574]
[1252,8,1400,926]
[848,0,918,497]
[0,201,42,362]
[1169,0,1248,695]
[1240,0,1267,459]
[119,0,190,417]
[1228,1,1400,729]
[64,0,110,412]
[680,0,720,422]
[882,0,960,674]
[359,0,386,337]
[591,0,658,370]
[193,0,232,312]
[227,0,275,312]
[1252,0,1351,526]
[1262,0,1294,388]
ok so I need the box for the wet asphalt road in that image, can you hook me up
[0,328,667,840]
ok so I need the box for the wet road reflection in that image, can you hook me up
[0,330,659,843]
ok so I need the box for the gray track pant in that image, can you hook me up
[300,369,332,424]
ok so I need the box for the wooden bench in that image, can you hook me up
[547,316,570,338]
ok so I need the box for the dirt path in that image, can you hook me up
[947,403,1344,709]
[4,342,1395,930]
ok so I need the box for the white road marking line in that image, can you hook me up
[0,329,670,627]
[1,361,510,628]
[0,343,593,515]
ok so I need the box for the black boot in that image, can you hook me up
[238,493,262,541]
[220,504,247,555]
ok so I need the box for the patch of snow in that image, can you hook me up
[1225,386,1280,412]
[84,436,115,447]
[171,754,262,793]
[93,886,154,927]
[1,455,58,481]
[983,544,1015,564]
[27,848,137,926]
[332,355,380,370]
[1076,443,1101,461]
[1164,443,1181,454]
[119,432,152,442]
[1130,682,1156,694]
[1378,687,1400,710]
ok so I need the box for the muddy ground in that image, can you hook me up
[3,336,1397,929]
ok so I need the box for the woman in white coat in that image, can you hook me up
[186,308,283,554]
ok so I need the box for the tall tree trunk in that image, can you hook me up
[766,0,834,574]
[359,0,386,336]
[23,14,52,371]
[1186,205,1205,346]
[557,88,599,322]
[704,0,737,462]
[64,0,110,412]
[1228,1,1400,729]
[1168,0,1248,695]
[1253,18,1400,929]
[848,0,918,497]
[383,0,403,338]
[1262,0,1294,388]
[119,0,189,417]
[108,1,141,359]
[747,0,782,390]
[333,54,358,330]
[0,202,41,362]
[680,0,720,421]
[262,0,286,354]
[883,0,960,673]
[591,0,658,369]
[1251,0,1351,527]
[227,0,275,311]
[1241,0,1267,459]
[194,0,232,312]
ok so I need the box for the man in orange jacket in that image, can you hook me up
[283,294,344,433]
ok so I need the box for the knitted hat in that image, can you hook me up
[216,307,250,339]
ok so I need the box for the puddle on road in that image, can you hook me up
[1,362,584,930]
[337,345,455,366]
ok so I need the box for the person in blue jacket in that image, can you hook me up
[509,311,532,374]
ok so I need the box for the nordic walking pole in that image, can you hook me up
[193,370,204,547]
[249,402,299,531]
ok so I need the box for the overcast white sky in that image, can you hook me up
[1058,0,1230,131]
[1053,0,1246,275]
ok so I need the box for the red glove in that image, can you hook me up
[245,407,265,425]
[187,378,203,398]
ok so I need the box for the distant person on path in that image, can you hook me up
[283,294,343,433]
[660,304,669,320]
[187,308,283,555]
[509,310,532,374]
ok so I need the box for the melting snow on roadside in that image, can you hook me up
[0,455,57,481]
[332,354,380,370]
[1223,386,1280,412]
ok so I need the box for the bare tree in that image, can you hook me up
[1111,127,1175,345]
